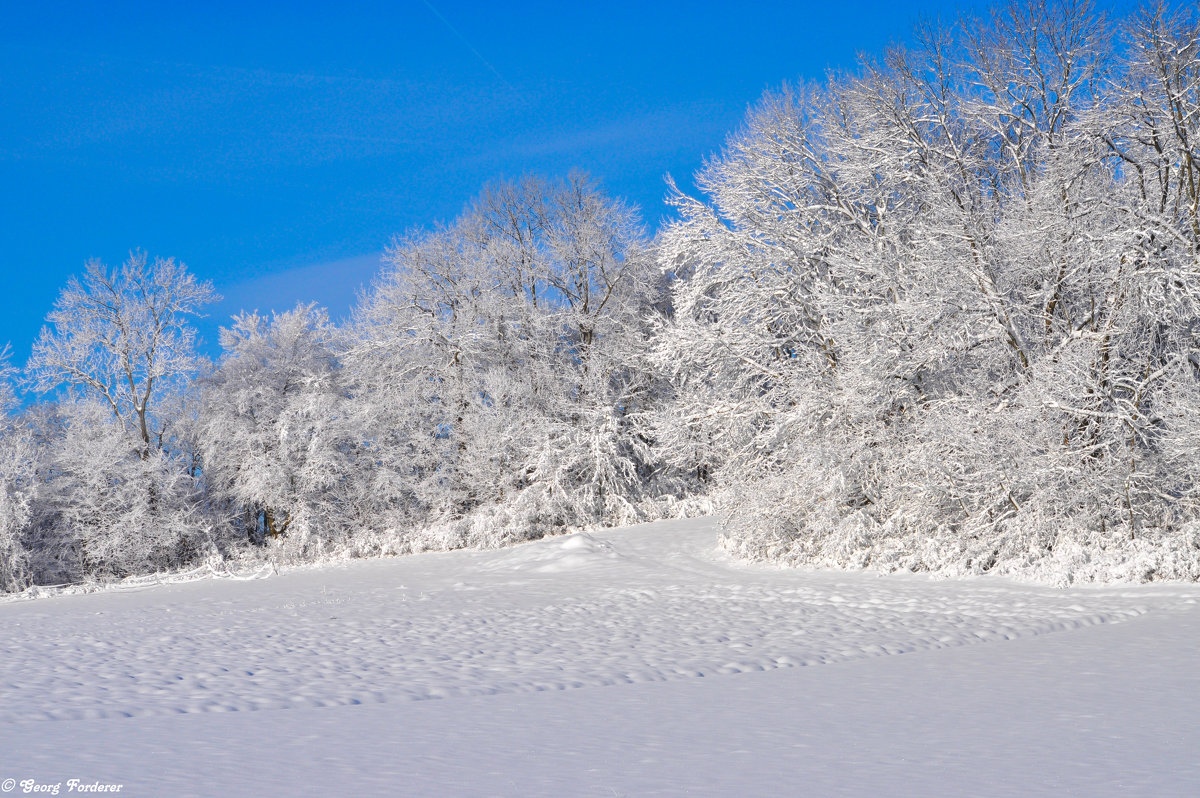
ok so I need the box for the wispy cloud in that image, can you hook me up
[211,253,385,325]
[506,101,730,160]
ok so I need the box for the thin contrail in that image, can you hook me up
[419,0,518,93]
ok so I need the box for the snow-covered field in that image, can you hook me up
[1,517,1197,796]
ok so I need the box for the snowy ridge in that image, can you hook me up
[1,518,1193,724]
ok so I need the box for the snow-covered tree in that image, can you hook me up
[0,346,35,591]
[198,304,354,552]
[17,253,217,583]
[27,251,217,457]
[348,173,673,545]
[654,0,1200,583]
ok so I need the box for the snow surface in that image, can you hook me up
[1,517,1198,796]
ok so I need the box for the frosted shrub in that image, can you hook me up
[0,425,35,592]
[25,400,206,582]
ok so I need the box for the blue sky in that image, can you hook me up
[3,0,1057,367]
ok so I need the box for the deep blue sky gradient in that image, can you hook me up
[3,0,1108,370]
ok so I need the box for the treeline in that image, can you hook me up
[5,0,1200,590]
[0,174,703,591]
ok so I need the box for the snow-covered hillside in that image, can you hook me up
[1,517,1197,796]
